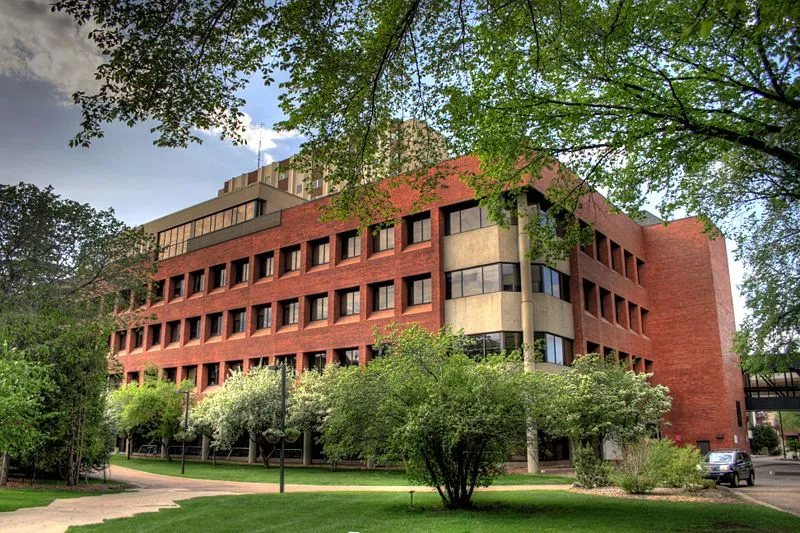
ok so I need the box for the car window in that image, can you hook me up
[707,452,734,463]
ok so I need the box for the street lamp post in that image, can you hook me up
[268,363,286,494]
[179,390,190,475]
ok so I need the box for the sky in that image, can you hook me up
[0,0,747,324]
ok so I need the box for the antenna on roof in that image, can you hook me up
[256,122,264,169]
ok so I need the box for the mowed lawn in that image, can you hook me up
[70,490,800,532]
[109,455,574,486]
[1,488,109,512]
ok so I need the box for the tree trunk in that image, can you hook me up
[164,437,172,462]
[0,452,10,486]
[126,435,132,460]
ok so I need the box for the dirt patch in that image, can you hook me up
[570,485,746,504]
[3,480,131,492]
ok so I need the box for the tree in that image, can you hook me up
[0,344,52,485]
[189,366,299,468]
[320,325,527,509]
[751,424,781,453]
[0,183,155,486]
[53,0,800,369]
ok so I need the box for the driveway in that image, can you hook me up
[733,456,800,517]
[0,464,571,533]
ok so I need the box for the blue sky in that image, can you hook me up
[0,0,747,324]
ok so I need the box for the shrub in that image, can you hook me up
[573,445,611,488]
[646,439,704,489]
[751,424,780,454]
[612,441,656,494]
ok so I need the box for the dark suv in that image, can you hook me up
[703,449,755,487]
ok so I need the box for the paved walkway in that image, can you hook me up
[731,457,800,518]
[0,465,571,533]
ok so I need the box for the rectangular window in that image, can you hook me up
[339,288,360,316]
[372,226,395,252]
[615,295,626,325]
[211,264,226,289]
[636,259,645,286]
[583,279,597,316]
[231,309,246,333]
[407,275,432,305]
[340,231,361,259]
[465,331,523,358]
[117,330,127,351]
[628,302,640,332]
[372,282,395,311]
[171,275,184,298]
[232,258,250,285]
[190,270,205,295]
[624,251,636,282]
[168,321,180,344]
[309,294,328,321]
[610,241,623,275]
[339,348,360,366]
[407,212,431,244]
[133,328,144,348]
[736,401,743,427]
[208,313,223,337]
[640,308,649,336]
[205,363,219,387]
[501,263,521,291]
[255,304,272,330]
[600,287,612,321]
[531,264,571,302]
[183,365,197,386]
[256,252,274,279]
[534,332,574,366]
[445,202,492,235]
[163,367,177,383]
[149,324,161,347]
[311,239,330,266]
[282,299,299,325]
[151,280,164,302]
[309,352,327,373]
[446,263,521,299]
[283,246,301,273]
[277,354,296,370]
[188,317,201,340]
[595,231,610,267]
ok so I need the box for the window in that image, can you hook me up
[295,184,303,194]
[151,280,164,302]
[282,299,299,325]
[208,313,223,337]
[127,371,139,384]
[370,344,391,360]
[211,264,226,289]
[156,221,192,260]
[117,330,127,351]
[625,251,636,282]
[133,328,144,348]
[232,258,250,285]
[583,279,597,315]
[465,332,523,359]
[407,212,431,244]
[534,332,574,366]
[308,352,326,373]
[256,252,274,279]
[595,230,610,267]
[445,202,492,235]
[339,348,360,366]
[339,288,360,316]
[312,177,323,189]
[182,365,197,386]
[167,321,181,344]
[163,367,177,383]
[445,263,520,299]
[736,401,743,427]
[283,246,301,273]
[628,302,640,332]
[311,239,330,266]
[188,317,201,340]
[231,309,246,333]
[372,281,395,311]
[255,304,272,330]
[171,275,184,298]
[205,363,219,387]
[641,308,649,335]
[610,241,623,275]
[636,259,645,285]
[276,354,296,370]
[309,294,328,321]
[278,171,288,182]
[340,231,361,259]
[600,288,613,321]
[407,275,432,305]
[615,295,626,325]
[227,360,243,375]
[190,270,205,295]
[372,225,395,252]
[149,324,161,347]
[587,341,600,354]
[531,264,571,302]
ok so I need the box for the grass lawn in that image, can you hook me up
[70,490,800,532]
[109,455,574,486]
[0,488,115,513]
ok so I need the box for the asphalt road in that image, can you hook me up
[735,456,800,517]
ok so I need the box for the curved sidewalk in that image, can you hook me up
[0,464,571,533]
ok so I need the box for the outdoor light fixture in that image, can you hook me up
[268,363,287,494]
[177,389,190,475]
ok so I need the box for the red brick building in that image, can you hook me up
[114,154,748,458]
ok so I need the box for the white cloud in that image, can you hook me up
[0,0,102,97]
[197,112,300,164]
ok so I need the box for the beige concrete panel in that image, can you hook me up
[444,292,522,334]
[443,226,520,271]
[532,293,574,339]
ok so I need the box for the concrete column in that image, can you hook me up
[302,431,313,466]
[517,195,539,474]
[201,435,210,461]
[248,436,258,464]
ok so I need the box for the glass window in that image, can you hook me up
[531,264,570,302]
[233,259,249,284]
[310,294,328,321]
[340,289,360,316]
[341,231,361,259]
[501,264,521,291]
[188,317,201,340]
[447,210,461,235]
[284,247,300,272]
[310,352,326,373]
[312,240,330,266]
[372,226,395,252]
[211,265,226,288]
[256,305,272,330]
[231,309,246,333]
[149,324,161,346]
[151,280,164,302]
[446,271,462,299]
[445,202,496,235]
[132,328,143,348]
[257,252,274,278]
[190,270,205,295]
[534,332,573,365]
[407,213,431,244]
[172,275,184,298]
[168,321,180,343]
[408,275,432,305]
[209,313,223,337]
[206,363,219,387]
[482,264,500,294]
[461,267,483,297]
[460,206,481,232]
[373,282,395,311]
[282,300,299,325]
[339,348,360,366]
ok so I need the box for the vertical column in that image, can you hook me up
[302,431,313,466]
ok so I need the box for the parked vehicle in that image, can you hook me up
[702,449,755,487]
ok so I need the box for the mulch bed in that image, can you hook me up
[3,479,131,492]
[570,485,745,504]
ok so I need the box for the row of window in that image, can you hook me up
[116,276,433,352]
[585,341,654,374]
[582,227,645,286]
[445,263,570,302]
[582,278,649,335]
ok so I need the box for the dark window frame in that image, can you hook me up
[372,281,395,311]
[407,275,432,305]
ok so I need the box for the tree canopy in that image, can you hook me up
[52,0,800,368]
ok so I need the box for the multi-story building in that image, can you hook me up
[114,153,748,460]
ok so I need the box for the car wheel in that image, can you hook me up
[729,473,738,488]
[747,470,755,486]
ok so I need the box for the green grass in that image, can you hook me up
[70,490,800,532]
[0,488,112,512]
[109,455,574,486]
